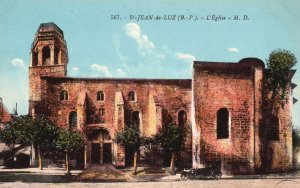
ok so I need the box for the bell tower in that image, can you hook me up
[29,22,68,115]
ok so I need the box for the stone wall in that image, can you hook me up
[260,71,293,172]
[193,59,264,174]
[38,77,192,167]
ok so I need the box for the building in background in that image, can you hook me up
[0,98,11,128]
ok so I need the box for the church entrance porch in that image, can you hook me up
[86,128,113,166]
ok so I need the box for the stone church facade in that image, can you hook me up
[28,23,294,174]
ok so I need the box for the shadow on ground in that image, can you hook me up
[0,172,70,183]
[2,165,299,183]
[0,165,169,183]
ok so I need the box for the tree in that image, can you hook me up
[0,115,59,170]
[0,115,34,164]
[154,123,184,175]
[0,115,33,145]
[31,116,59,170]
[115,127,143,175]
[266,49,297,106]
[56,129,84,175]
[293,128,300,150]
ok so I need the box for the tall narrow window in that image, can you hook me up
[97,91,104,101]
[268,116,279,141]
[42,46,50,65]
[54,47,59,65]
[217,108,229,139]
[178,110,187,128]
[128,91,136,101]
[32,51,38,66]
[60,90,68,100]
[99,108,105,123]
[69,111,77,128]
[132,111,140,131]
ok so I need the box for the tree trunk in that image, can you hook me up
[132,151,138,175]
[66,151,70,174]
[38,146,43,170]
[169,151,176,175]
[31,143,36,167]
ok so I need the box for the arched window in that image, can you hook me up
[42,46,51,65]
[217,108,229,139]
[69,111,77,128]
[128,91,136,101]
[60,90,68,100]
[99,108,105,116]
[178,110,187,128]
[132,111,140,131]
[99,108,105,123]
[97,91,104,101]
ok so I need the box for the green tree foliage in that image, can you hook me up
[0,115,59,147]
[56,129,84,175]
[293,128,300,150]
[0,115,33,144]
[31,116,59,170]
[0,115,59,169]
[115,127,141,150]
[155,123,185,152]
[32,116,59,149]
[56,129,84,152]
[154,123,185,175]
[115,127,146,175]
[266,49,297,102]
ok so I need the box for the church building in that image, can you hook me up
[28,23,295,174]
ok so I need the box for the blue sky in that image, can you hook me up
[0,0,300,127]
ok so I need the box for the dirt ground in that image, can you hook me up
[1,165,300,185]
[1,179,300,188]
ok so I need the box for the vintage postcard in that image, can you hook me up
[0,0,299,187]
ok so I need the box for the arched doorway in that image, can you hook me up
[88,129,112,164]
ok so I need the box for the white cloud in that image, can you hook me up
[120,23,193,78]
[114,36,130,63]
[70,67,79,76]
[11,58,25,70]
[124,22,141,40]
[1,59,29,115]
[175,52,196,63]
[90,64,112,77]
[227,47,239,53]
[116,68,126,77]
[124,23,155,54]
[161,45,172,55]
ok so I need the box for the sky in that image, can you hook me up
[0,0,300,127]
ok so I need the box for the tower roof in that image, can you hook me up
[36,22,64,37]
[31,22,67,51]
